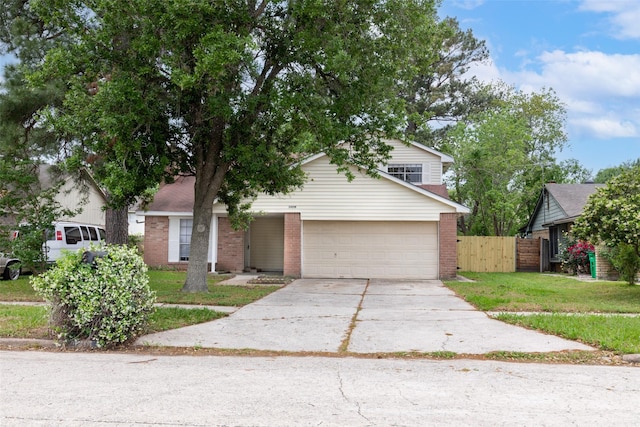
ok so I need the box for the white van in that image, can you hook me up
[44,222,106,263]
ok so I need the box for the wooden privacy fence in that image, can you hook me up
[457,236,543,273]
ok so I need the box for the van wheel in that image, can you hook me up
[4,262,20,280]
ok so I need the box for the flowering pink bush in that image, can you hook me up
[561,237,594,275]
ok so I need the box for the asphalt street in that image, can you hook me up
[2,278,637,425]
[2,351,639,426]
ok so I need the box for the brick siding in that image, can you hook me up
[144,216,169,267]
[439,213,458,279]
[418,184,450,199]
[531,229,549,240]
[283,213,301,277]
[595,247,619,281]
[215,217,245,273]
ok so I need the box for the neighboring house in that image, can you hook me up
[139,139,469,280]
[47,168,108,226]
[521,183,604,269]
[128,203,146,236]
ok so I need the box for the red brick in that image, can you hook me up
[216,217,245,273]
[144,216,169,267]
[439,213,458,279]
[284,213,301,277]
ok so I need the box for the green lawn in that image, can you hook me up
[0,304,228,339]
[495,313,640,354]
[0,270,281,306]
[4,271,640,355]
[0,270,281,341]
[446,272,640,313]
[445,272,640,354]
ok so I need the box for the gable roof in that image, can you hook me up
[300,139,454,168]
[545,183,604,218]
[521,183,604,233]
[141,139,467,216]
[38,164,109,202]
[144,176,195,213]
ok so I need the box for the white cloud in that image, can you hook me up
[468,49,640,141]
[535,50,640,98]
[569,117,637,139]
[451,0,485,10]
[579,0,640,39]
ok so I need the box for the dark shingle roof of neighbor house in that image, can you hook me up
[145,176,195,212]
[545,183,605,218]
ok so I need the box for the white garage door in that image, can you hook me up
[303,221,438,279]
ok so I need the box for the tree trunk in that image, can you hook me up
[180,117,230,292]
[105,206,129,245]
[182,172,219,292]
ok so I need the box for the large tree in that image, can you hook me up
[444,84,588,236]
[573,166,640,284]
[22,0,451,291]
[0,62,76,272]
[0,0,132,245]
[400,17,490,149]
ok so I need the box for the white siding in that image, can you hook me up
[213,155,457,221]
[128,212,145,235]
[56,179,106,226]
[381,139,444,184]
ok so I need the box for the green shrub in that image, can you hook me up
[602,243,640,285]
[31,244,156,348]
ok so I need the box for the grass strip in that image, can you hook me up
[446,272,640,313]
[0,304,227,340]
[495,313,640,354]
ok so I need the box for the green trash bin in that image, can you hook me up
[587,251,596,278]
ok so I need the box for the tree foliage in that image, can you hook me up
[573,166,640,284]
[0,0,137,245]
[400,17,490,147]
[594,158,640,184]
[14,0,452,291]
[444,84,585,236]
[0,61,79,271]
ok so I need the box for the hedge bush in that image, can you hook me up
[31,244,156,348]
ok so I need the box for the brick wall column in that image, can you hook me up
[439,213,458,280]
[595,246,619,281]
[283,213,302,277]
[144,216,169,267]
[215,217,245,273]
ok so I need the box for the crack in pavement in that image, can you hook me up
[339,279,370,352]
[337,369,372,424]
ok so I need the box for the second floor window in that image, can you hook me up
[388,164,422,184]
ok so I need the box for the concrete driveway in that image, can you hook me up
[137,279,593,354]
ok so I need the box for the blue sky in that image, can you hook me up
[439,0,640,174]
[2,1,639,175]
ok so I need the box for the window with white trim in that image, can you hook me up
[179,219,193,261]
[387,164,422,183]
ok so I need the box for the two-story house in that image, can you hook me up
[139,139,469,279]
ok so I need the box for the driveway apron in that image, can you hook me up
[137,279,593,354]
[138,279,366,352]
